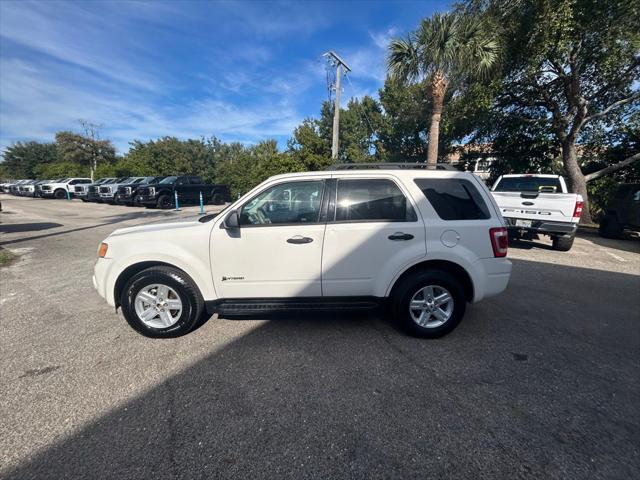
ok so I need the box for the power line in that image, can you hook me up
[344,72,378,138]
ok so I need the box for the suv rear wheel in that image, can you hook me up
[599,214,623,239]
[120,266,206,338]
[393,270,466,338]
[211,193,224,205]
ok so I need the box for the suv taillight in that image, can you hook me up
[573,200,584,219]
[490,227,508,257]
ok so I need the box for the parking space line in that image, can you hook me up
[601,248,626,262]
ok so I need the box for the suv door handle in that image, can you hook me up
[287,236,313,244]
[388,232,414,241]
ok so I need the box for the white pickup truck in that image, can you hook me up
[491,174,583,251]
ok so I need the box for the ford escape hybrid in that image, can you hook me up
[94,167,511,338]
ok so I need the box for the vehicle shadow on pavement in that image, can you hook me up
[576,230,640,254]
[0,222,63,234]
[4,259,639,480]
[0,211,186,246]
[507,238,554,251]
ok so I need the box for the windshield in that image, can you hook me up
[131,178,146,184]
[160,176,177,184]
[494,176,562,193]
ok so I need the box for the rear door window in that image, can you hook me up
[415,178,490,220]
[335,179,416,222]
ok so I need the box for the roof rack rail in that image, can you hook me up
[325,162,459,171]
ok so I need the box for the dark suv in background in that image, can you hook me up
[599,183,640,238]
[137,175,231,209]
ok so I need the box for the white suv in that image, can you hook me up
[94,167,511,338]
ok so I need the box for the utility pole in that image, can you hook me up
[323,51,351,160]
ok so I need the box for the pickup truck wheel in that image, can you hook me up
[133,195,143,207]
[211,193,224,205]
[599,215,623,239]
[120,266,204,338]
[157,194,173,209]
[54,189,67,199]
[393,270,466,338]
[551,234,575,251]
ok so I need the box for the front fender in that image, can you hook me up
[100,246,216,307]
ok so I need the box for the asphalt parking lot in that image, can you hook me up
[1,194,639,480]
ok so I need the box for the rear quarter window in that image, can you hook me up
[414,178,491,220]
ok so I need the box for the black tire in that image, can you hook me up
[552,234,575,251]
[211,193,224,205]
[392,269,466,338]
[157,194,173,209]
[81,199,87,202]
[599,215,623,239]
[54,189,67,199]
[133,195,143,207]
[120,266,204,338]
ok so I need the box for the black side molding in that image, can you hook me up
[205,296,385,316]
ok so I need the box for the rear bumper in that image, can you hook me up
[504,217,578,236]
[471,258,512,302]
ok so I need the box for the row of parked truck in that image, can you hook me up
[0,176,232,208]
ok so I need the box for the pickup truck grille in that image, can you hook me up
[88,186,98,193]
[99,186,112,194]
[118,186,132,195]
[138,187,152,196]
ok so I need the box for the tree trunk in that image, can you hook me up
[562,139,592,224]
[426,71,447,169]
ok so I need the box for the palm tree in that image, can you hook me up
[387,12,498,168]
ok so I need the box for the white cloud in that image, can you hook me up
[0,57,302,153]
[0,1,164,92]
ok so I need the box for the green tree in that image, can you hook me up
[1,141,57,178]
[216,140,304,197]
[288,118,332,170]
[33,161,87,179]
[473,0,640,222]
[55,131,116,180]
[377,79,430,162]
[387,12,499,167]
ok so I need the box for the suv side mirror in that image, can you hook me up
[222,210,240,229]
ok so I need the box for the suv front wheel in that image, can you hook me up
[120,266,206,338]
[393,270,466,338]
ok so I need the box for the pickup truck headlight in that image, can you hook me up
[148,187,155,196]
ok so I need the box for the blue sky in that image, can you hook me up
[0,0,449,154]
